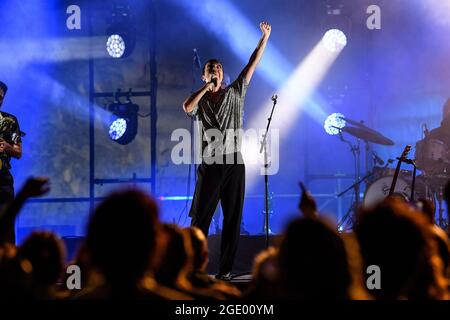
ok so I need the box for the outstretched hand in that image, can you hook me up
[260,21,271,38]
[298,182,318,219]
[19,177,51,199]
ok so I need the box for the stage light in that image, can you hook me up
[109,118,127,141]
[243,39,346,189]
[108,101,139,145]
[106,5,136,59]
[322,29,347,52]
[106,34,126,58]
[324,112,346,135]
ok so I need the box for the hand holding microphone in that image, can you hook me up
[206,77,218,91]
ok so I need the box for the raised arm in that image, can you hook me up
[0,177,50,244]
[239,22,271,84]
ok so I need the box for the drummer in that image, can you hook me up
[426,98,450,145]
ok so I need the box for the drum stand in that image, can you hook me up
[435,186,447,229]
[336,133,379,230]
[337,171,375,229]
[336,134,363,230]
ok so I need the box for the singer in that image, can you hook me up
[182,22,271,280]
[0,81,23,244]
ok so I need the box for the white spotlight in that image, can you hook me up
[324,113,346,135]
[322,29,347,52]
[106,34,126,58]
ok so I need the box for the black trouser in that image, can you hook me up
[0,169,15,244]
[190,153,245,275]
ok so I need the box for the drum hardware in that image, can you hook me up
[416,174,447,230]
[334,130,363,231]
[337,171,374,231]
[338,117,395,146]
[414,137,450,229]
[362,146,429,210]
[333,118,395,230]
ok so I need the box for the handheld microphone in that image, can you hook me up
[210,77,218,87]
[193,48,201,69]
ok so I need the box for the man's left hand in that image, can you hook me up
[260,21,271,39]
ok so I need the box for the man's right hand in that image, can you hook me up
[206,81,215,92]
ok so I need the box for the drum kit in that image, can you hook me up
[335,117,448,230]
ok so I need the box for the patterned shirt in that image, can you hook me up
[187,75,248,162]
[0,111,21,170]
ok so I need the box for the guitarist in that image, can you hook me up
[0,81,23,244]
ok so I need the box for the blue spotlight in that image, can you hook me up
[109,118,127,140]
[324,112,346,135]
[106,34,126,58]
[108,102,139,145]
[322,29,347,52]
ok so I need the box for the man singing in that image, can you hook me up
[0,81,22,244]
[182,22,271,280]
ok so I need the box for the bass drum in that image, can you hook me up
[363,175,435,210]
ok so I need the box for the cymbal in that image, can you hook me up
[340,117,386,136]
[341,126,395,145]
[339,117,369,129]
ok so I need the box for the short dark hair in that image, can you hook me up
[202,59,223,75]
[86,189,159,283]
[0,81,7,94]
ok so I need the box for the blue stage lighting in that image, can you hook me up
[106,5,136,59]
[322,29,347,52]
[108,102,139,145]
[109,118,127,140]
[324,112,346,135]
[106,34,126,58]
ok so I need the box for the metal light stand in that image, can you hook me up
[260,95,278,249]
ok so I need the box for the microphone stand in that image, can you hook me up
[182,49,200,226]
[260,95,278,249]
